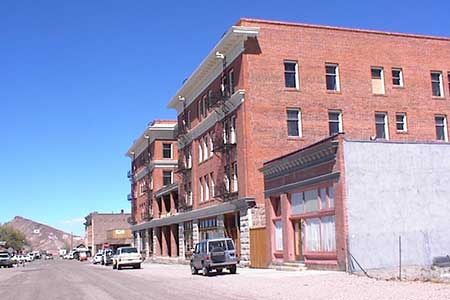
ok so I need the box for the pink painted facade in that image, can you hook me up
[262,135,347,270]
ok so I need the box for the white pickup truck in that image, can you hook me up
[112,247,142,270]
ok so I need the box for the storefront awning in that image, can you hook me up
[131,197,254,232]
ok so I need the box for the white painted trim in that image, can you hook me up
[167,26,259,114]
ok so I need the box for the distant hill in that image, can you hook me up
[6,216,83,254]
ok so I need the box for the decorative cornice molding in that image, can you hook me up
[261,141,339,180]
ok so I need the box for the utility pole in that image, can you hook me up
[70,232,73,250]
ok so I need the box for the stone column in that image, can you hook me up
[170,224,178,257]
[178,223,185,259]
[192,219,200,245]
[136,231,141,254]
[239,208,251,266]
[145,230,150,258]
[217,214,225,237]
[281,193,294,262]
[161,227,168,256]
[153,228,160,257]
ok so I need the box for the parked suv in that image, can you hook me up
[190,238,237,276]
[0,252,14,268]
[112,247,142,270]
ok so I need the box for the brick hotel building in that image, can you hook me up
[127,18,450,270]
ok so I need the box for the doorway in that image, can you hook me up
[294,220,304,261]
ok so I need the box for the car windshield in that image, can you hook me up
[121,248,137,254]
[0,253,9,258]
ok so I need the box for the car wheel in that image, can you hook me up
[229,265,236,274]
[202,264,209,276]
[190,263,198,275]
[135,264,141,269]
[216,268,223,273]
[229,265,237,274]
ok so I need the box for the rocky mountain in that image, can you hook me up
[6,216,83,254]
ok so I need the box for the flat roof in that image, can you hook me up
[239,17,450,42]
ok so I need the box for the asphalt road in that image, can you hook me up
[0,259,251,300]
[1,259,450,300]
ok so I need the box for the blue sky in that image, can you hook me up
[1,0,449,236]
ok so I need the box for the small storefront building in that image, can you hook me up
[260,135,347,270]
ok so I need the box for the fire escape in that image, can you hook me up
[210,59,238,202]
[176,109,193,212]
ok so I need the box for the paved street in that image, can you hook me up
[1,259,450,300]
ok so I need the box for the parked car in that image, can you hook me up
[44,253,54,260]
[26,253,34,262]
[92,253,103,264]
[112,247,142,270]
[102,249,114,266]
[0,252,14,268]
[190,238,237,276]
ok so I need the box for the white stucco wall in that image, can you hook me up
[344,140,450,270]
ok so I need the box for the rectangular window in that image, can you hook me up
[284,61,298,88]
[375,112,389,139]
[431,72,444,97]
[396,113,407,132]
[232,162,238,192]
[198,142,203,163]
[304,189,319,213]
[210,173,215,198]
[198,100,202,120]
[274,220,283,251]
[228,69,235,95]
[162,143,172,159]
[223,120,229,144]
[209,134,214,156]
[188,183,192,206]
[319,188,327,209]
[163,171,172,186]
[435,115,448,141]
[221,75,228,98]
[230,115,236,144]
[305,218,320,252]
[203,137,208,160]
[392,68,403,87]
[186,110,191,129]
[371,67,385,94]
[448,72,450,95]
[291,192,303,215]
[202,96,207,118]
[325,64,340,91]
[329,187,335,208]
[287,109,301,137]
[321,216,336,252]
[199,178,203,202]
[204,176,210,201]
[186,148,192,169]
[328,111,343,135]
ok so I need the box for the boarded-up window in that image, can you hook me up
[371,67,385,94]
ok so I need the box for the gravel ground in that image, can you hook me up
[1,259,449,300]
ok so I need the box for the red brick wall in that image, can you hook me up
[238,19,450,206]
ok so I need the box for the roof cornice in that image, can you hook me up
[126,122,177,158]
[167,25,259,114]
